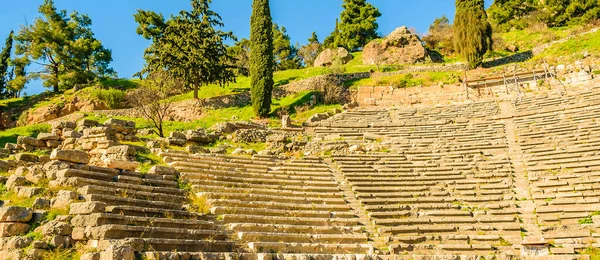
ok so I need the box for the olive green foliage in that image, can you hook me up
[454,0,493,69]
[227,38,251,76]
[0,31,14,99]
[273,23,302,71]
[488,0,600,30]
[135,0,237,99]
[14,0,113,93]
[325,0,381,51]
[545,0,600,27]
[423,16,455,56]
[250,0,275,117]
[487,0,543,32]
[299,32,322,67]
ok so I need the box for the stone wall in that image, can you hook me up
[356,66,596,107]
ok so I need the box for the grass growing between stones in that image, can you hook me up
[584,247,600,260]
[0,124,51,148]
[579,211,600,224]
[134,149,166,173]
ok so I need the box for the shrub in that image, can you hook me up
[90,88,126,109]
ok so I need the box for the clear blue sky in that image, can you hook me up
[0,0,492,96]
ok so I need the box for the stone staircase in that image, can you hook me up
[49,164,235,259]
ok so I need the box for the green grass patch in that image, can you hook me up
[134,149,166,173]
[89,88,126,109]
[0,124,50,149]
[345,71,461,89]
[579,211,600,224]
[534,29,600,62]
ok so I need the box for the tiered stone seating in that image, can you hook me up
[319,101,520,255]
[160,151,373,255]
[514,85,600,250]
[49,164,234,256]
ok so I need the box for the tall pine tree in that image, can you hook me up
[0,31,14,98]
[328,0,381,51]
[250,0,274,117]
[454,0,493,69]
[15,0,113,93]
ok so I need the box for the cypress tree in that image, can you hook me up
[250,0,274,118]
[454,0,493,69]
[0,31,14,98]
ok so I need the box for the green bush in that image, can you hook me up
[90,88,126,109]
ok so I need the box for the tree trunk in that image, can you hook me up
[53,66,59,93]
[193,84,198,99]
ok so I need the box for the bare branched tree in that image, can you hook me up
[127,72,181,137]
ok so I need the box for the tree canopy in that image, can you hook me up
[273,24,301,71]
[14,0,113,93]
[135,0,237,99]
[325,0,381,51]
[0,31,14,98]
[454,0,493,69]
[250,0,274,118]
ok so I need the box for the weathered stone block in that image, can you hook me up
[0,223,30,237]
[15,153,39,163]
[50,149,89,164]
[0,206,32,223]
[37,133,60,141]
[147,166,178,176]
[17,136,46,147]
[69,202,106,215]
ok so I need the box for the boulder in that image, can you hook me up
[184,130,217,144]
[36,133,60,141]
[32,198,50,210]
[51,190,78,209]
[0,223,30,237]
[314,47,354,67]
[104,159,139,171]
[17,136,46,148]
[15,153,39,163]
[77,119,99,128]
[6,176,27,191]
[50,149,89,164]
[147,166,178,176]
[106,145,136,157]
[186,145,209,154]
[16,187,43,198]
[0,206,32,222]
[363,26,428,65]
[41,221,73,236]
[0,161,9,173]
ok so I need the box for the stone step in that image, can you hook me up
[89,224,229,240]
[60,177,185,196]
[86,194,181,210]
[193,185,344,199]
[238,232,368,244]
[115,175,178,188]
[228,223,360,234]
[379,223,521,235]
[178,166,335,182]
[221,214,359,227]
[71,213,215,229]
[105,205,202,219]
[109,238,234,252]
[200,192,346,205]
[211,207,355,219]
[248,242,373,254]
[79,185,186,204]
[181,172,337,187]
[209,199,351,212]
[188,179,341,193]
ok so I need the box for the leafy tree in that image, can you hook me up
[272,24,301,71]
[250,0,274,117]
[487,0,544,32]
[544,0,600,26]
[423,16,455,56]
[14,0,113,93]
[135,0,237,99]
[128,71,179,138]
[227,38,251,77]
[323,19,340,48]
[454,0,493,69]
[308,31,319,44]
[327,0,382,51]
[0,31,14,98]
[299,33,322,67]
